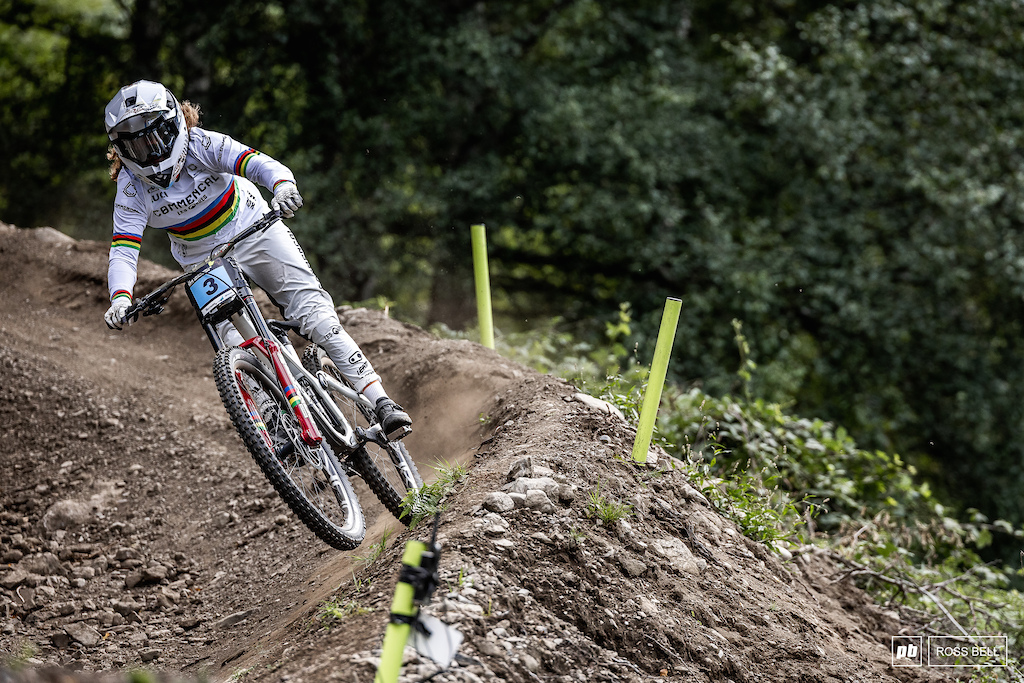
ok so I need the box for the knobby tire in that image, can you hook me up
[301,344,423,525]
[214,346,365,549]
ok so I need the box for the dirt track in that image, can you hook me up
[0,223,954,682]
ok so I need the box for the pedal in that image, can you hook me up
[388,425,413,442]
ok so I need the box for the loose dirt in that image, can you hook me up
[0,223,954,682]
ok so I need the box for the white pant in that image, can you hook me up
[172,221,380,392]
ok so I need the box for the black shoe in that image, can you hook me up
[375,397,412,438]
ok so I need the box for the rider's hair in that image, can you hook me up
[107,100,202,182]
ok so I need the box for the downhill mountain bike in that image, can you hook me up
[119,209,422,550]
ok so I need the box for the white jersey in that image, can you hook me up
[107,127,294,302]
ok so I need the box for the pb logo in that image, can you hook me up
[896,644,918,659]
[892,636,923,667]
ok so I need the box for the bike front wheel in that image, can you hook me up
[302,344,423,525]
[214,346,366,549]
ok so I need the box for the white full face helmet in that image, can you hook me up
[104,80,188,188]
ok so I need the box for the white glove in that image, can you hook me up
[104,298,132,330]
[271,181,303,218]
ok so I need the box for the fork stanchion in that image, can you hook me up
[631,297,682,465]
[471,224,495,349]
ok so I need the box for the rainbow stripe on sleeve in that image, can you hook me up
[111,290,132,302]
[233,148,260,177]
[167,180,240,242]
[111,233,142,250]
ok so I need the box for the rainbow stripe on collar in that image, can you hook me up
[167,180,239,242]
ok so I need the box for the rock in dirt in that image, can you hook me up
[509,476,559,497]
[0,569,33,589]
[525,489,554,513]
[124,571,144,589]
[506,456,534,482]
[556,483,577,503]
[1,549,23,563]
[651,537,707,575]
[572,392,625,421]
[41,499,94,531]
[179,615,202,630]
[520,653,541,672]
[10,586,36,610]
[112,599,144,616]
[114,547,139,561]
[18,552,66,577]
[216,609,255,629]
[482,492,515,513]
[476,640,503,657]
[618,554,648,578]
[64,622,101,647]
[142,564,169,583]
[639,596,660,616]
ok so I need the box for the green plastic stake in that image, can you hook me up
[375,540,427,683]
[471,224,495,349]
[631,297,682,465]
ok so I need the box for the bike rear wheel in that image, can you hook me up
[214,346,365,549]
[302,344,423,525]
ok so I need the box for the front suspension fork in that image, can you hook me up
[241,336,323,447]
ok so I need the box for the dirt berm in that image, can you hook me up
[0,223,953,683]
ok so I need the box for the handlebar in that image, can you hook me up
[120,209,282,325]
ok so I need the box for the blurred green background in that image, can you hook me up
[6,0,1024,532]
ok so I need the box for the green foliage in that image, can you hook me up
[585,484,634,524]
[353,527,393,564]
[12,0,1024,534]
[1,641,36,671]
[707,0,1024,529]
[685,446,806,546]
[400,460,467,528]
[660,387,933,533]
[592,352,1024,662]
[499,310,1024,660]
[432,300,636,383]
[0,0,127,226]
[316,597,368,628]
[731,319,757,402]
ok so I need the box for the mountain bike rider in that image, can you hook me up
[101,79,412,438]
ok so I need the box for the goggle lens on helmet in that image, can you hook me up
[113,115,179,165]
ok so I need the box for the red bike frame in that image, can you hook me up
[241,336,323,447]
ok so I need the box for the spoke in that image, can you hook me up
[240,366,351,529]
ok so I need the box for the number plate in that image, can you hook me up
[188,264,239,317]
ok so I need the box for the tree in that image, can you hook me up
[0,0,128,231]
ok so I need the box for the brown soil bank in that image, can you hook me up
[0,224,952,682]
